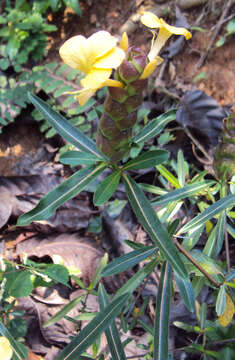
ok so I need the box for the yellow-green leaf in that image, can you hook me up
[218,293,235,327]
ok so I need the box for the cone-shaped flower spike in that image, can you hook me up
[59,31,125,105]
[97,46,149,162]
[140,12,192,61]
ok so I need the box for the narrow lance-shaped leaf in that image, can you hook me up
[174,272,195,313]
[178,194,235,234]
[156,164,181,188]
[122,174,188,279]
[177,150,186,187]
[114,257,159,300]
[56,293,129,360]
[89,253,108,290]
[122,150,169,171]
[154,262,172,360]
[132,109,176,144]
[94,169,122,206]
[216,284,226,316]
[43,294,85,328]
[59,151,104,166]
[102,245,157,277]
[98,284,127,360]
[28,92,107,160]
[17,163,107,226]
[151,181,215,206]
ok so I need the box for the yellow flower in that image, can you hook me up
[0,337,13,360]
[59,31,125,105]
[140,12,192,61]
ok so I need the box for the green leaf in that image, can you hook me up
[46,264,69,285]
[43,294,84,328]
[122,174,188,279]
[9,318,27,338]
[114,258,159,300]
[54,85,73,97]
[0,58,10,70]
[151,181,215,206]
[216,37,226,47]
[184,250,224,279]
[216,285,226,316]
[156,164,181,188]
[50,0,59,11]
[89,253,108,290]
[174,272,195,313]
[102,246,157,277]
[59,150,103,166]
[132,109,176,144]
[7,270,33,298]
[154,262,172,360]
[93,170,122,206]
[17,164,106,226]
[98,285,127,360]
[177,150,185,186]
[140,183,167,196]
[0,321,28,360]
[64,0,82,15]
[122,150,169,171]
[203,211,226,257]
[226,19,235,35]
[178,194,235,234]
[28,93,107,160]
[56,293,129,360]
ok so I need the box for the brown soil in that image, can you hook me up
[0,123,43,176]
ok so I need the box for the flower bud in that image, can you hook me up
[118,46,147,84]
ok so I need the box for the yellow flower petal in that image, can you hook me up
[76,88,97,106]
[160,18,192,40]
[139,57,163,79]
[94,47,125,69]
[140,12,162,28]
[87,31,118,62]
[59,35,91,73]
[218,293,235,327]
[102,79,124,88]
[148,27,171,61]
[141,12,192,40]
[120,32,129,52]
[0,337,13,360]
[81,68,112,89]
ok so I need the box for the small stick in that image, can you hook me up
[197,0,233,69]
[173,238,220,288]
[183,126,213,164]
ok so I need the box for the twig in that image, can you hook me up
[207,337,235,347]
[173,238,220,288]
[183,126,213,164]
[210,13,235,31]
[197,0,233,69]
